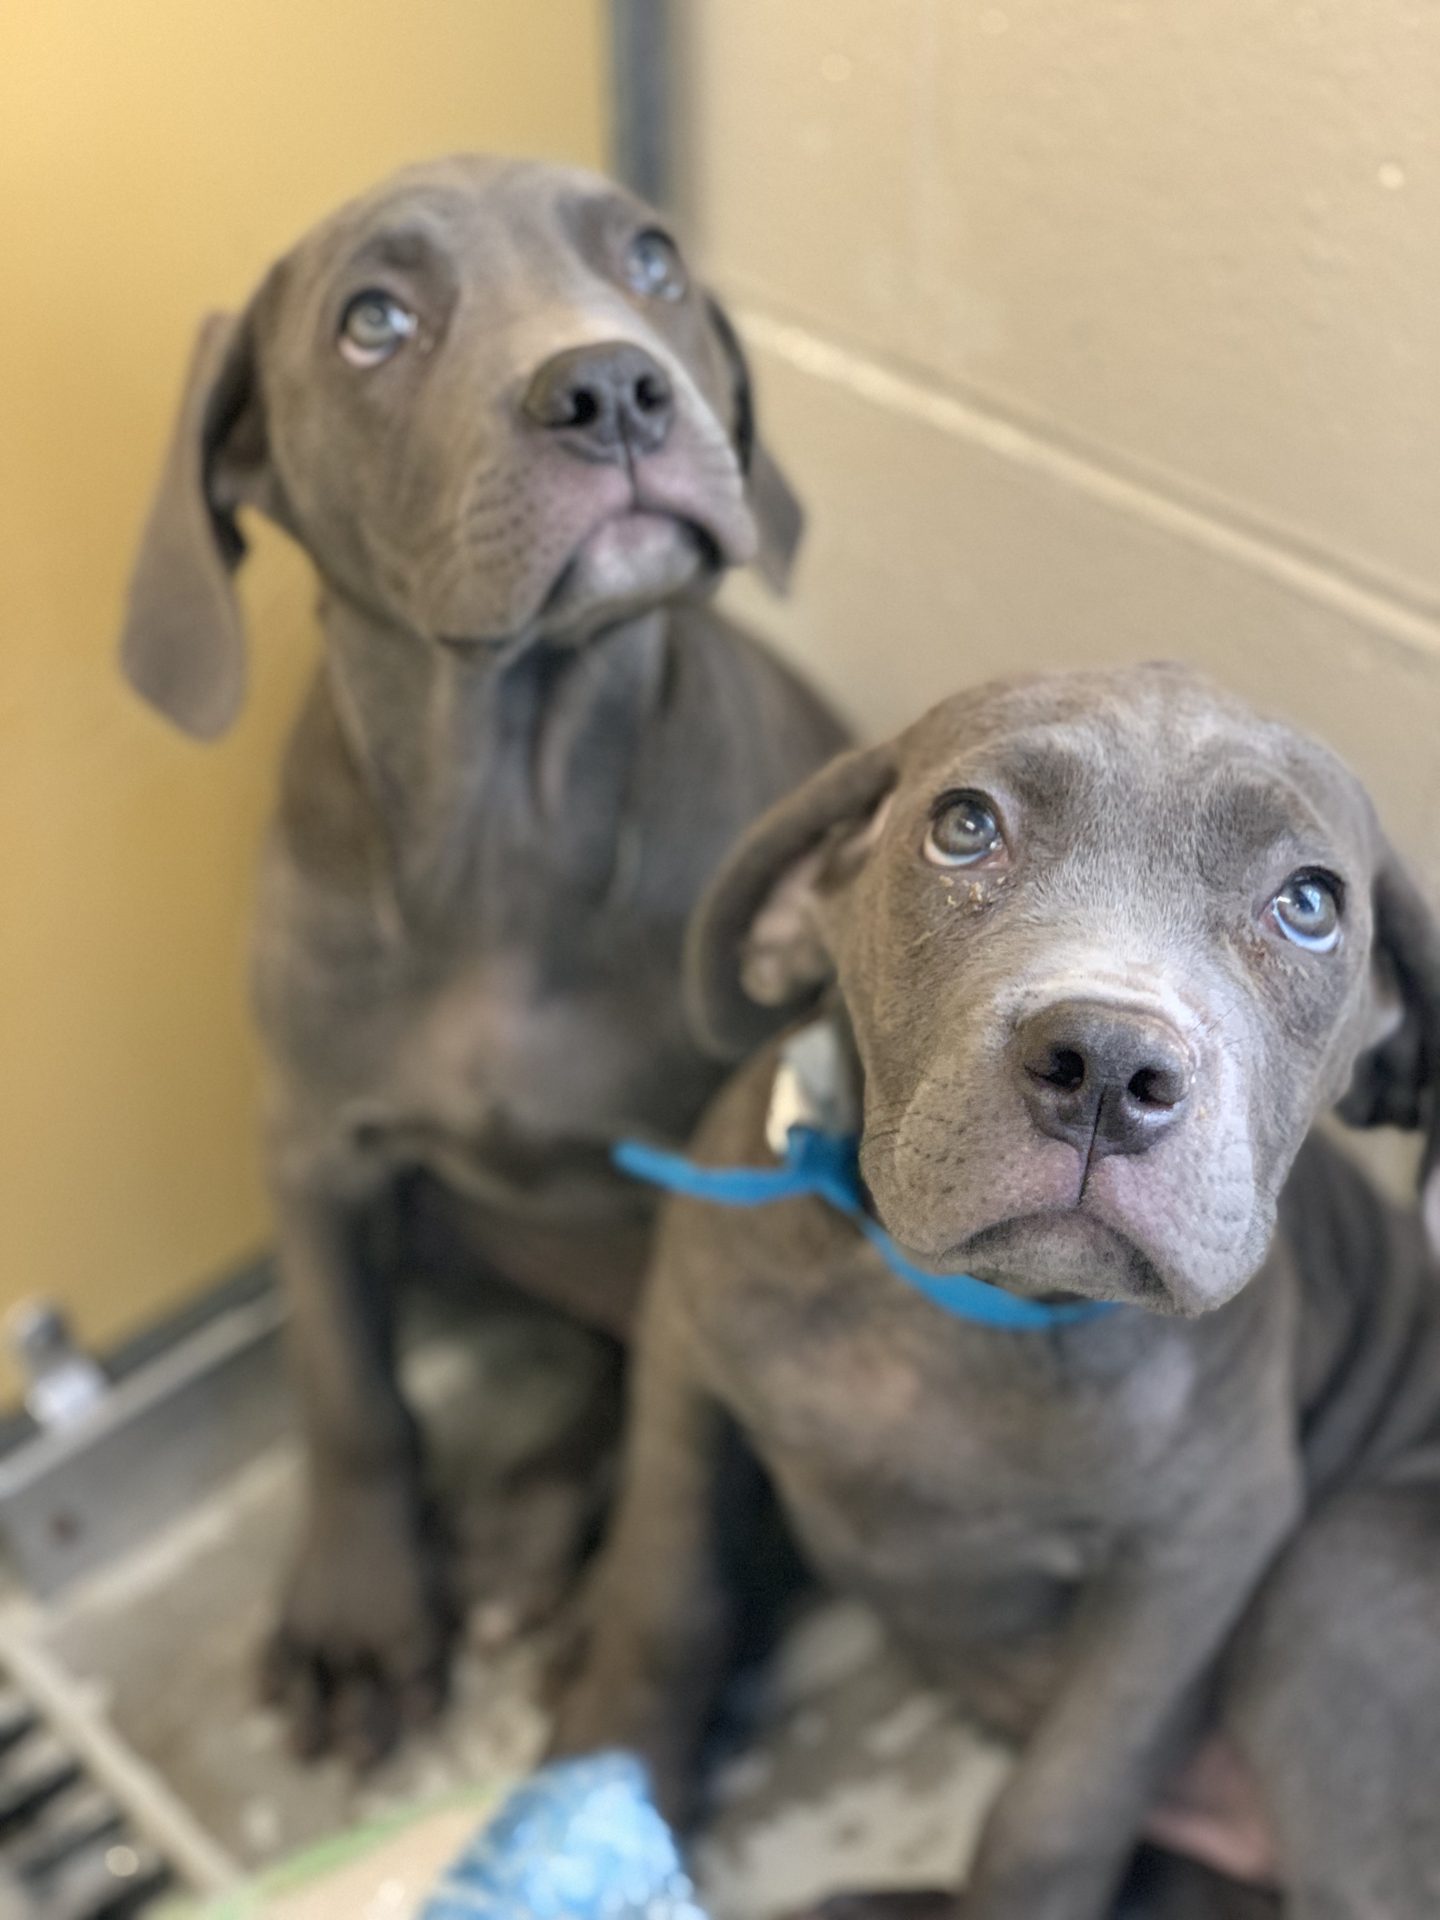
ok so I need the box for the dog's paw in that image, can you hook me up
[779,1894,961,1920]
[262,1492,458,1769]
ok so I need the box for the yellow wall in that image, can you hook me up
[0,3,608,1398]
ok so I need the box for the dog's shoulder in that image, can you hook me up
[1283,1128,1440,1482]
[653,1032,845,1296]
[691,1034,784,1154]
[1283,1128,1426,1310]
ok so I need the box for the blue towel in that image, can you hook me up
[420,1754,708,1919]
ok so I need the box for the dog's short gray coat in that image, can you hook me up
[117,155,846,1761]
[554,666,1440,1920]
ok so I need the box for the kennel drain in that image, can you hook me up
[0,1678,172,1920]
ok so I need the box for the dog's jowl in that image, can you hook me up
[556,665,1440,1920]
[117,156,846,1763]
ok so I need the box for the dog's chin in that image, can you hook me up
[952,1210,1169,1308]
[430,512,715,653]
[539,511,715,639]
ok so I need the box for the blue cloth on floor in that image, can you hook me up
[419,1753,709,1920]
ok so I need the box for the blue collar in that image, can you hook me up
[614,1125,1116,1332]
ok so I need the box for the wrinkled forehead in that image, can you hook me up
[900,668,1376,863]
[279,157,651,314]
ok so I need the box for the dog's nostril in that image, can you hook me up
[634,373,668,414]
[1127,1064,1186,1109]
[1129,1067,1159,1106]
[565,388,601,428]
[1032,1047,1086,1094]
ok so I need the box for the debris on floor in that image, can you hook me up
[0,1296,1010,1919]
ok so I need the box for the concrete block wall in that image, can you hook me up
[674,0,1440,874]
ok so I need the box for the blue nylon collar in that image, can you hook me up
[614,1125,1116,1332]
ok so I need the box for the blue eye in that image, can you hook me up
[624,228,687,301]
[1270,870,1343,952]
[925,790,1005,868]
[338,290,417,367]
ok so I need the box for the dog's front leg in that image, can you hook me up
[961,1481,1299,1920]
[788,1483,1299,1920]
[262,1151,455,1766]
[549,1269,756,1828]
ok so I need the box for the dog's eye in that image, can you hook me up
[1269,869,1343,952]
[338,290,418,367]
[625,228,687,302]
[925,790,1006,869]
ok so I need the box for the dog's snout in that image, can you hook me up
[523,342,674,462]
[1015,1001,1193,1158]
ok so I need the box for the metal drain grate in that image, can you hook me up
[0,1682,172,1920]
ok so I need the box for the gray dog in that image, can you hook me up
[118,156,845,1762]
[554,664,1440,1920]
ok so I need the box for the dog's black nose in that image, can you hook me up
[523,342,674,461]
[1015,1000,1193,1158]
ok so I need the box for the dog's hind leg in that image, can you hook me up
[460,1334,626,1658]
[1218,1476,1440,1920]
[403,1181,649,1650]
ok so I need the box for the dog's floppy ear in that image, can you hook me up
[705,293,804,596]
[687,742,897,1059]
[1338,847,1440,1246]
[119,300,275,740]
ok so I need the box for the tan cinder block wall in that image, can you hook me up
[678,0,1440,876]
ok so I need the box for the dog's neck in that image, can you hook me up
[318,588,671,926]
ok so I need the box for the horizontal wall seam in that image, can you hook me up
[733,304,1440,668]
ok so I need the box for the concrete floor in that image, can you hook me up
[1,1295,1012,1919]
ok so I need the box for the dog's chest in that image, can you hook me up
[696,1235,1200,1617]
[403,957,671,1134]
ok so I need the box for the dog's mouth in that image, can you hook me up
[950,1208,1170,1307]
[433,510,716,654]
[544,508,719,616]
[510,506,728,648]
